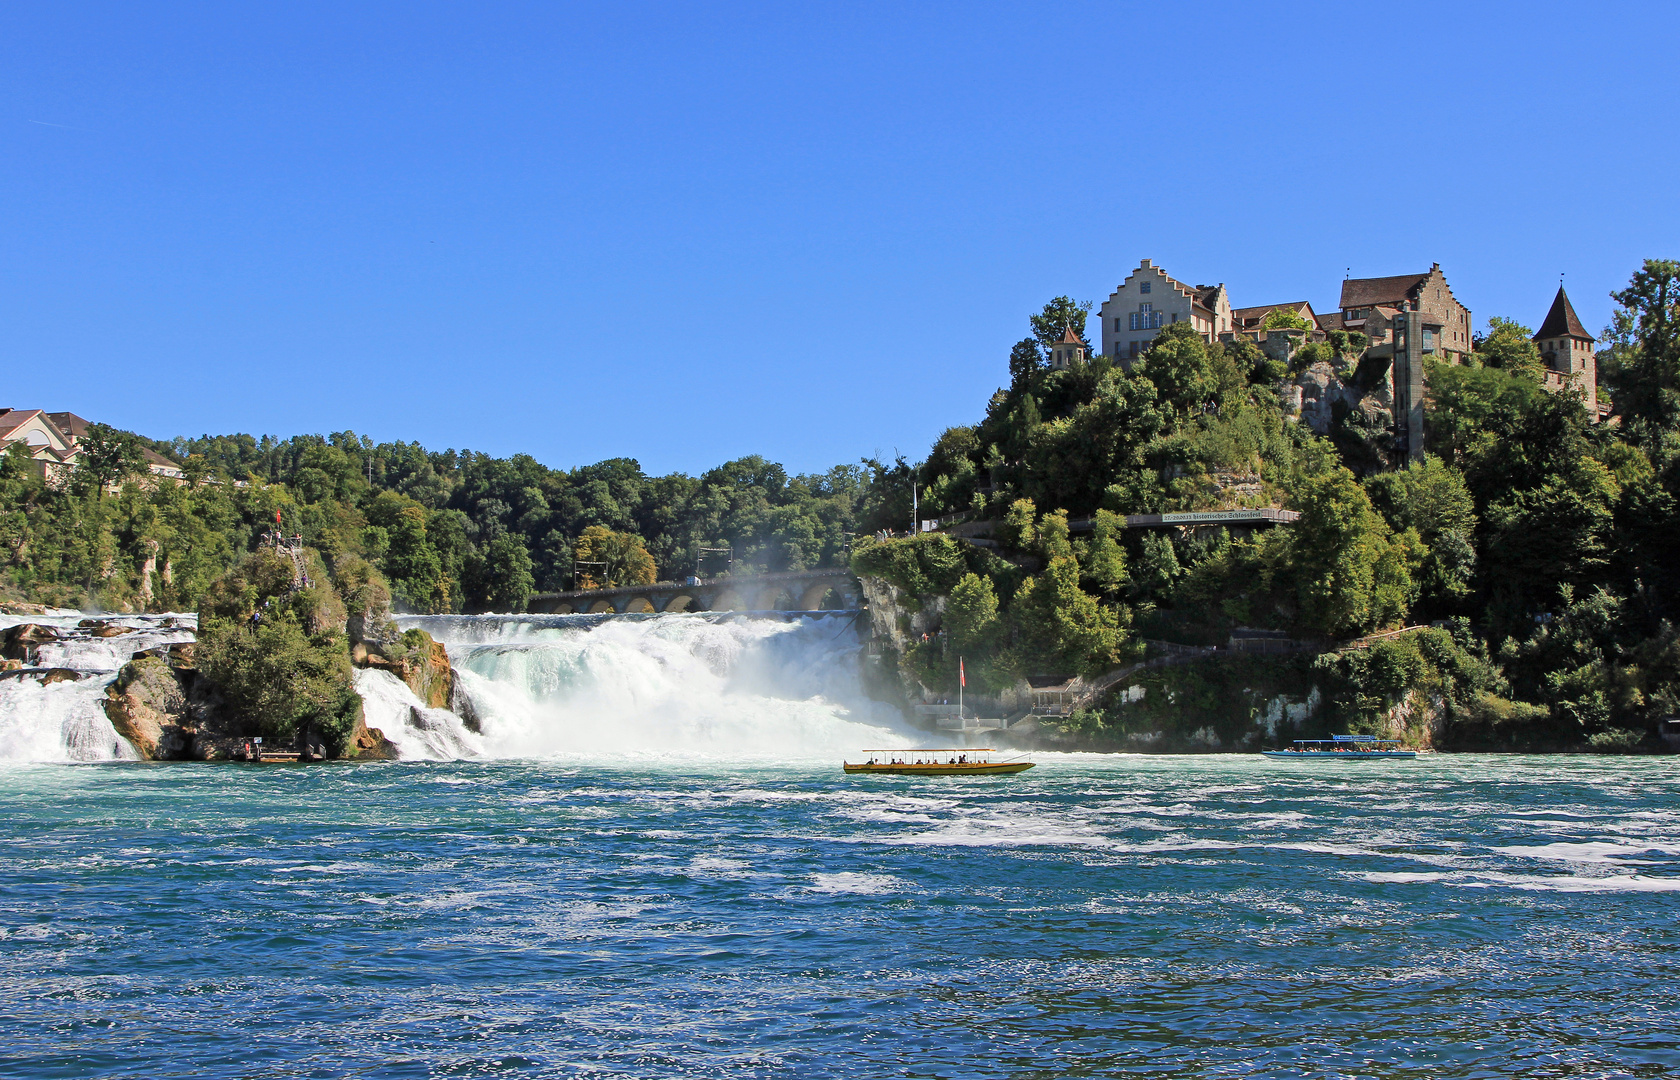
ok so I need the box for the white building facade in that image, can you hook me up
[1099,258,1232,366]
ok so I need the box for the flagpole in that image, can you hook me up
[958,656,963,722]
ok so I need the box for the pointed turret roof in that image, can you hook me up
[1058,324,1085,344]
[1534,286,1593,342]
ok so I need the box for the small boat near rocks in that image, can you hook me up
[1263,734,1417,759]
[843,748,1034,776]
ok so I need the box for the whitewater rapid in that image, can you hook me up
[397,612,911,761]
[0,612,196,763]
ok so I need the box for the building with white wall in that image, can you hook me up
[1099,259,1232,366]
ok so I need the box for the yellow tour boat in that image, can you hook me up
[843,749,1034,776]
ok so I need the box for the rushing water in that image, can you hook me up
[1,754,1677,1078]
[393,612,907,760]
[2,613,1677,1075]
[0,612,195,763]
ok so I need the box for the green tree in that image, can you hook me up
[1261,307,1311,331]
[1287,468,1420,636]
[1083,509,1128,594]
[77,423,148,498]
[1009,556,1123,675]
[1473,317,1545,380]
[1029,296,1093,353]
[1000,497,1037,550]
[573,525,657,588]
[1602,258,1680,434]
[1008,338,1043,388]
[1364,458,1477,614]
[1133,322,1245,419]
[1038,508,1073,560]
[464,533,535,611]
[946,572,1001,654]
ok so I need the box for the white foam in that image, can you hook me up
[352,668,483,761]
[0,675,138,763]
[1492,841,1680,863]
[405,613,911,760]
[802,872,906,895]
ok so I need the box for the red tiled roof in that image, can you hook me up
[1533,286,1593,341]
[1058,325,1085,344]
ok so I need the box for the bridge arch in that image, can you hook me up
[799,584,839,610]
[621,597,656,614]
[660,594,696,613]
[712,590,748,612]
[587,599,616,614]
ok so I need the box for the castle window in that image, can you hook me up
[1140,282,1151,294]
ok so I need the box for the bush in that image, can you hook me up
[1587,728,1645,752]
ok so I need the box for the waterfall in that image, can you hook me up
[400,612,910,761]
[0,609,910,764]
[0,613,195,763]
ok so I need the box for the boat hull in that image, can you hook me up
[843,762,1035,775]
[1261,750,1417,759]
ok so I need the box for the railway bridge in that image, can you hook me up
[526,566,861,615]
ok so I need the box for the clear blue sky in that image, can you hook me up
[3,2,1677,477]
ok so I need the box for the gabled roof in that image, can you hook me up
[1058,325,1085,345]
[0,409,38,438]
[1534,286,1593,342]
[44,412,91,440]
[1340,272,1431,309]
[1231,301,1315,329]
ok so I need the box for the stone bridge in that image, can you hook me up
[526,567,861,615]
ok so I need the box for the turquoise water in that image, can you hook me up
[1,754,1677,1078]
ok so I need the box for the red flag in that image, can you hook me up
[960,658,965,688]
[275,510,282,525]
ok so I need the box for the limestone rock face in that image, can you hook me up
[102,655,192,760]
[0,667,85,685]
[79,619,139,638]
[352,630,455,710]
[347,704,400,760]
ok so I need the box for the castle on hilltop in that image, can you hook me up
[1085,258,1601,464]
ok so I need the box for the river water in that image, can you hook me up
[1,753,1677,1078]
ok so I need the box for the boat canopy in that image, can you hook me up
[1291,736,1404,746]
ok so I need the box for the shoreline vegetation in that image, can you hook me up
[5,259,1680,756]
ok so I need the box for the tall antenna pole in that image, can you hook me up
[911,474,918,536]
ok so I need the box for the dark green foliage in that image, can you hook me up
[1473,317,1546,379]
[1028,296,1093,352]
[849,534,972,597]
[196,549,361,754]
[76,423,148,497]
[1601,259,1680,437]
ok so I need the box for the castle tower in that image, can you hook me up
[1048,324,1087,371]
[1532,286,1598,417]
